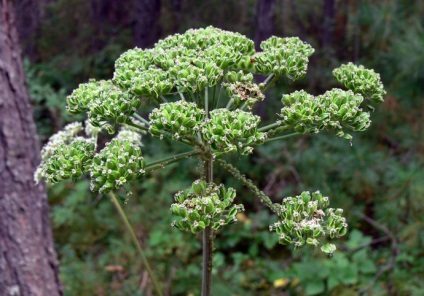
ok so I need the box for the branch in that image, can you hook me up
[217,158,278,212]
[145,150,199,172]
[133,113,150,126]
[355,211,400,294]
[261,74,280,93]
[258,122,280,132]
[263,132,301,144]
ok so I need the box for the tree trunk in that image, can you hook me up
[0,1,63,295]
[133,0,161,48]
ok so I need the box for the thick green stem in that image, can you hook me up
[133,114,150,126]
[211,84,217,109]
[202,158,214,296]
[128,120,149,133]
[263,132,300,143]
[205,87,209,114]
[109,192,163,296]
[145,150,199,171]
[262,73,275,86]
[258,122,280,132]
[216,82,224,109]
[159,94,168,103]
[261,74,279,93]
[225,98,234,109]
[178,89,186,101]
[240,101,249,111]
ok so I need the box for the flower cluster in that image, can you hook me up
[224,82,265,109]
[202,109,267,155]
[333,62,386,104]
[89,130,145,193]
[168,61,211,93]
[269,191,347,253]
[66,80,102,114]
[113,48,154,90]
[39,122,83,160]
[67,80,141,134]
[253,36,314,79]
[113,26,256,99]
[130,68,173,98]
[37,137,95,184]
[171,180,244,233]
[279,89,371,140]
[149,100,206,140]
[154,26,254,59]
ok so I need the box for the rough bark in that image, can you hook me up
[0,1,63,295]
[133,0,161,48]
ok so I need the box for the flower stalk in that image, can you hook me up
[109,192,163,296]
[202,157,214,296]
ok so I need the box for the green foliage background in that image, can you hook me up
[28,0,424,295]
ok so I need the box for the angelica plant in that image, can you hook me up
[35,26,385,295]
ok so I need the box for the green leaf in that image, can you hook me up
[346,229,372,248]
[352,249,377,274]
[340,265,358,285]
[305,279,325,296]
[327,275,341,291]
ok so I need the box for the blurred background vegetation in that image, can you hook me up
[22,0,424,295]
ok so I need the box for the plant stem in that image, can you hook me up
[263,132,300,143]
[211,84,217,109]
[216,158,279,212]
[159,95,168,103]
[262,73,275,86]
[133,114,150,126]
[202,158,214,296]
[216,82,223,109]
[178,89,186,101]
[258,122,280,132]
[145,150,199,170]
[128,120,150,133]
[240,101,249,111]
[109,192,163,296]
[225,98,234,109]
[261,74,279,93]
[205,87,209,114]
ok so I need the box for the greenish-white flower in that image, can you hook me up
[270,191,347,252]
[253,36,314,79]
[279,89,371,140]
[171,180,244,233]
[38,137,95,184]
[202,109,266,155]
[89,134,145,193]
[333,62,386,104]
[149,100,206,140]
